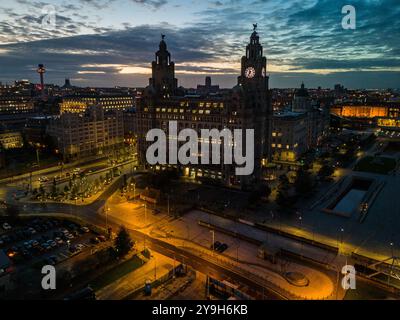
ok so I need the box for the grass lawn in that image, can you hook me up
[354,156,397,174]
[91,254,146,291]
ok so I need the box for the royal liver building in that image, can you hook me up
[133,26,272,189]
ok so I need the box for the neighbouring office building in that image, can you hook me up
[46,106,124,161]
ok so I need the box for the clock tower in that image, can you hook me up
[238,24,268,90]
[235,24,272,187]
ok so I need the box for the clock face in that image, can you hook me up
[245,67,256,79]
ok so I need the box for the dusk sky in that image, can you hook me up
[0,0,399,89]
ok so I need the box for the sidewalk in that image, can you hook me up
[102,207,340,300]
[96,251,176,300]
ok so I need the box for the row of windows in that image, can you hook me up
[271,143,299,149]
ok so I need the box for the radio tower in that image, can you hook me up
[37,64,46,98]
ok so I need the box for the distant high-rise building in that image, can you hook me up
[197,77,220,95]
[36,64,46,98]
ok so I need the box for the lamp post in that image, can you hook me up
[167,194,170,216]
[298,214,303,256]
[210,230,215,256]
[154,256,157,281]
[143,203,147,226]
[340,228,344,253]
[389,242,394,286]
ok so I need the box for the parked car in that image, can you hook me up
[47,240,57,248]
[76,244,85,251]
[31,240,39,247]
[80,226,90,233]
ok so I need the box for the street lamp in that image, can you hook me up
[167,194,170,216]
[390,242,394,258]
[298,214,303,256]
[151,255,157,281]
[210,230,215,255]
[143,203,147,226]
[339,228,344,254]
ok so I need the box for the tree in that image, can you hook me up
[276,188,290,207]
[248,183,271,206]
[318,165,334,179]
[51,178,57,197]
[5,205,20,223]
[295,168,313,195]
[114,226,134,257]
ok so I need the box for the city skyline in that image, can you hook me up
[0,0,399,89]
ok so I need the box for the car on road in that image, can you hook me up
[98,235,106,242]
[211,241,222,251]
[38,176,49,182]
[217,243,228,253]
[90,237,100,244]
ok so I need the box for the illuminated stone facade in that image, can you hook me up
[47,106,124,160]
[60,95,134,113]
[134,29,272,187]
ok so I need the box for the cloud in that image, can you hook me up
[0,0,398,88]
[130,0,168,10]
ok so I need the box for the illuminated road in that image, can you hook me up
[11,178,289,300]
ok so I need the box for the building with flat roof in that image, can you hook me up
[47,105,124,161]
[271,111,308,163]
[60,94,134,114]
